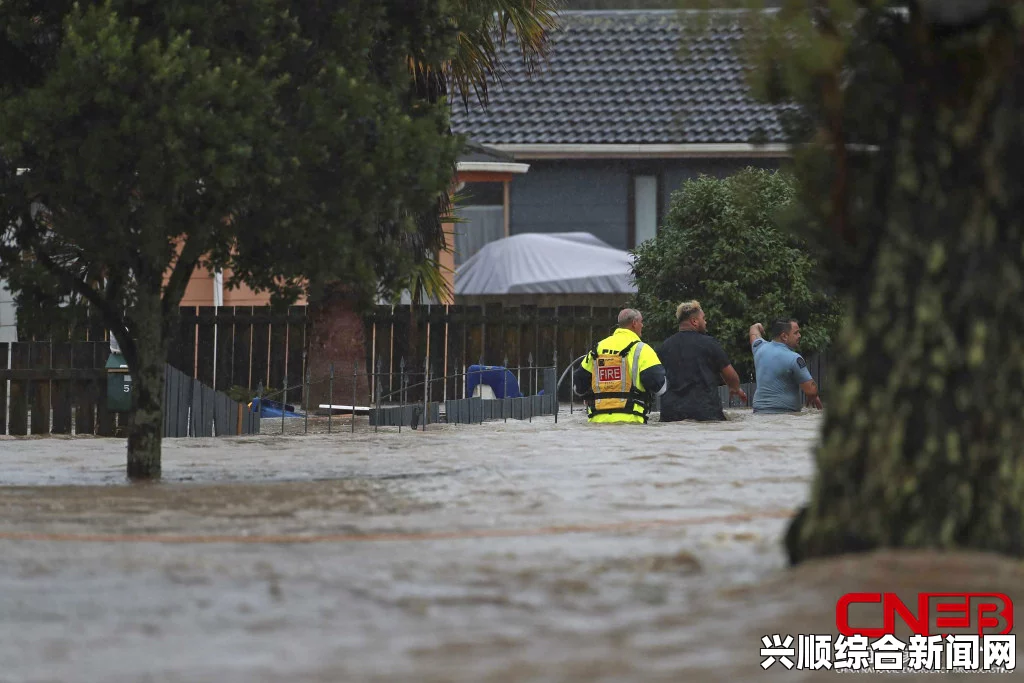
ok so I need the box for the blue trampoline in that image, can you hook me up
[466,365,524,399]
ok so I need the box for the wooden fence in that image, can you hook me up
[0,341,256,437]
[21,304,833,406]
[168,306,308,396]
[174,304,639,401]
[0,341,113,436]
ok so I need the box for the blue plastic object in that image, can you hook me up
[249,397,303,418]
[466,365,523,399]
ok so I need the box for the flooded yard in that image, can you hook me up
[0,409,1020,682]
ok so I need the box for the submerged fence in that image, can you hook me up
[163,365,259,437]
[0,341,257,437]
[12,303,832,436]
[252,359,561,434]
[0,341,114,436]
[1,337,824,438]
[28,304,650,401]
[21,304,833,402]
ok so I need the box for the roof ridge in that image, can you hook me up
[557,9,779,16]
[451,8,786,146]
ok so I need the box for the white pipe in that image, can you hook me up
[213,270,224,389]
[213,271,224,307]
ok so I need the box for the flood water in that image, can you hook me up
[0,409,1020,682]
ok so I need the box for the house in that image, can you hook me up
[450,9,788,254]
[13,9,787,322]
[175,144,526,309]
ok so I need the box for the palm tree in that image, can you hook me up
[307,1,559,406]
[400,1,560,385]
[404,0,560,286]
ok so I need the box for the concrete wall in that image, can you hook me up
[509,157,781,250]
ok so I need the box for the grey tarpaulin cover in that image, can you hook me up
[454,232,637,295]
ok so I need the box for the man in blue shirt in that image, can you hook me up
[748,318,822,414]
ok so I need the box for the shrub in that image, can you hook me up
[630,167,842,379]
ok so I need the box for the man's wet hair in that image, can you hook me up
[770,318,798,338]
[676,300,701,323]
[617,308,642,327]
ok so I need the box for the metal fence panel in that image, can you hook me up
[214,393,232,436]
[176,368,192,436]
[201,385,216,437]
[369,403,440,428]
[190,379,203,437]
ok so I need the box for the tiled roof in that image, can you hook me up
[450,10,786,146]
[457,140,517,163]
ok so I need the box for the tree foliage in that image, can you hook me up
[683,1,1024,562]
[630,168,842,378]
[0,0,465,477]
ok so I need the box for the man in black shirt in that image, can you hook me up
[657,300,747,422]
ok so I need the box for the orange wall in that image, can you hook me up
[179,265,308,307]
[439,220,457,305]
[179,267,214,307]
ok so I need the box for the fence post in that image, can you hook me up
[569,347,574,415]
[425,346,431,430]
[422,363,429,431]
[398,357,405,434]
[281,374,287,434]
[374,357,382,433]
[477,356,483,425]
[328,362,334,434]
[352,360,357,434]
[304,367,310,435]
[528,352,534,424]
[515,353,521,396]
[404,371,412,430]
[428,360,435,409]
[503,354,509,423]
[553,349,558,423]
[251,378,260,428]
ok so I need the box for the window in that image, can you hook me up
[460,182,503,206]
[453,182,506,267]
[633,175,659,247]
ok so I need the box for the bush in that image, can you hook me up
[630,167,842,379]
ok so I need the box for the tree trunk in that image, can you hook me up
[787,11,1024,563]
[304,285,370,410]
[125,288,167,481]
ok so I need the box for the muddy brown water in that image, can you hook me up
[0,409,1020,682]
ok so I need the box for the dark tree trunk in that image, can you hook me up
[124,287,167,481]
[787,9,1024,563]
[305,285,370,410]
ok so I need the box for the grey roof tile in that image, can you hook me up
[451,11,786,145]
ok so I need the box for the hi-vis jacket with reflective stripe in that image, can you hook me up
[573,328,667,424]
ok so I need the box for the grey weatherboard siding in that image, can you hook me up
[510,161,629,249]
[509,158,781,247]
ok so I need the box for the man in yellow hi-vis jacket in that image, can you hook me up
[572,309,667,424]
